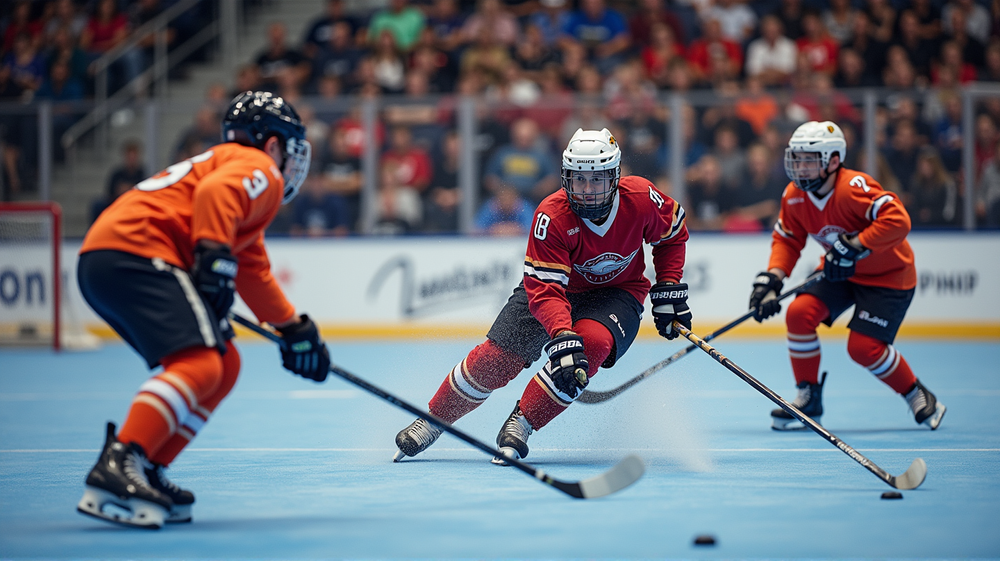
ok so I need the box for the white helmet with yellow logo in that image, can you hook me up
[561,128,622,220]
[784,121,846,192]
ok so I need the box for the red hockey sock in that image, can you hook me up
[847,331,917,395]
[428,339,525,423]
[520,319,613,430]
[149,342,242,466]
[784,294,829,386]
[118,345,226,461]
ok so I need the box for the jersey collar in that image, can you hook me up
[582,191,620,237]
[806,187,833,211]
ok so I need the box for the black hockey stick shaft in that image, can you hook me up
[230,313,644,499]
[578,272,825,405]
[674,322,926,490]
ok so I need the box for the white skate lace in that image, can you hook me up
[502,408,533,442]
[122,451,154,491]
[151,465,181,494]
[905,386,928,414]
[407,419,442,447]
[792,385,812,408]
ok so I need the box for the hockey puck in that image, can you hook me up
[693,535,716,546]
[881,491,903,500]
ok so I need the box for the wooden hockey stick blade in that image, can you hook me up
[230,313,645,500]
[675,322,927,490]
[578,272,826,405]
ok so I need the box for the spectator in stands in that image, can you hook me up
[523,64,574,140]
[410,44,456,92]
[459,27,513,84]
[301,0,364,60]
[910,146,958,228]
[933,92,964,172]
[290,172,350,237]
[910,0,943,42]
[629,0,685,47]
[46,25,89,87]
[865,0,897,44]
[475,186,534,236]
[373,160,423,235]
[483,117,558,204]
[367,0,425,52]
[514,24,558,82]
[560,98,613,145]
[91,139,146,224]
[3,33,46,95]
[942,0,991,45]
[834,47,878,88]
[641,23,684,89]
[685,17,741,85]
[659,103,707,172]
[706,0,757,44]
[933,40,978,85]
[981,41,1000,82]
[728,143,781,232]
[604,58,657,122]
[229,64,262,98]
[423,130,461,233]
[888,96,932,144]
[317,126,362,231]
[172,106,220,161]
[845,10,888,84]
[776,0,805,40]
[797,11,839,77]
[823,0,856,45]
[529,0,571,48]
[460,0,520,48]
[882,45,920,89]
[883,119,922,199]
[685,154,729,231]
[36,59,84,161]
[734,76,779,136]
[614,104,665,180]
[559,42,590,88]
[45,0,88,45]
[942,8,986,67]
[701,81,755,147]
[2,2,43,55]
[80,0,141,93]
[383,125,433,193]
[425,0,466,53]
[978,140,1000,226]
[560,0,631,75]
[131,0,177,76]
[976,114,1000,177]
[255,22,310,91]
[745,15,797,87]
[310,21,362,90]
[894,10,936,79]
[711,124,745,190]
[370,30,406,93]
[0,62,29,199]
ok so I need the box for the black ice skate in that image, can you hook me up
[492,401,533,466]
[905,379,946,430]
[772,372,826,431]
[145,463,195,523]
[76,422,173,529]
[393,417,443,462]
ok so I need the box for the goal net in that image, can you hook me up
[0,202,100,350]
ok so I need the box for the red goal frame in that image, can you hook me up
[0,202,62,351]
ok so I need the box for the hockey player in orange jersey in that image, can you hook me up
[748,120,946,431]
[75,92,331,529]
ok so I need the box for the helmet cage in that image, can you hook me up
[282,137,311,204]
[783,149,829,192]
[561,168,620,220]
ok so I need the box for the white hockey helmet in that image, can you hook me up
[783,121,846,192]
[561,128,622,220]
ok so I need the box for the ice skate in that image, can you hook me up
[393,417,443,461]
[905,380,946,430]
[145,463,195,523]
[76,423,172,529]
[492,401,533,466]
[772,372,826,431]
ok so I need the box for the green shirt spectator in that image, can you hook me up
[367,0,426,51]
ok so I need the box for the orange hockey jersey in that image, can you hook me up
[81,143,295,324]
[769,168,916,290]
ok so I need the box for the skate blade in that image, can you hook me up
[392,449,407,463]
[770,416,818,431]
[491,447,519,466]
[77,487,167,529]
[923,402,946,430]
[165,504,192,524]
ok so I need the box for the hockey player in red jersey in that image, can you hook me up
[393,128,691,463]
[749,121,946,431]
[75,92,331,529]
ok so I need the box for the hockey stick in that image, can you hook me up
[674,322,927,490]
[229,313,645,499]
[578,272,825,404]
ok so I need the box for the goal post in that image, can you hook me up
[0,202,99,350]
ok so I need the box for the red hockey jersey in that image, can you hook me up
[523,176,689,337]
[769,167,916,290]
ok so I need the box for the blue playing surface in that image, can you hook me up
[1,338,998,558]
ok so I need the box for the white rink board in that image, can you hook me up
[54,233,1000,330]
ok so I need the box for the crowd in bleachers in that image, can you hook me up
[6,0,1000,231]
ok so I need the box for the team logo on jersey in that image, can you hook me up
[572,249,640,284]
[567,226,580,236]
[788,197,805,205]
[810,225,850,250]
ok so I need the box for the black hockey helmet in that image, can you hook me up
[222,91,311,203]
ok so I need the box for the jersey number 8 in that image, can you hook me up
[533,213,550,240]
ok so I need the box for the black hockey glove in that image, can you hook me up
[276,314,330,382]
[824,233,871,282]
[543,332,590,398]
[191,242,238,319]
[650,282,692,340]
[749,271,784,322]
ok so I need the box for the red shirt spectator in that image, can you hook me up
[382,126,432,192]
[80,0,129,54]
[685,18,742,83]
[2,2,44,54]
[641,23,684,87]
[796,13,839,75]
[628,0,685,47]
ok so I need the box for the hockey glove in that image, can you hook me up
[749,271,784,322]
[191,242,238,319]
[276,315,330,382]
[650,282,692,340]
[543,332,590,398]
[824,233,871,282]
